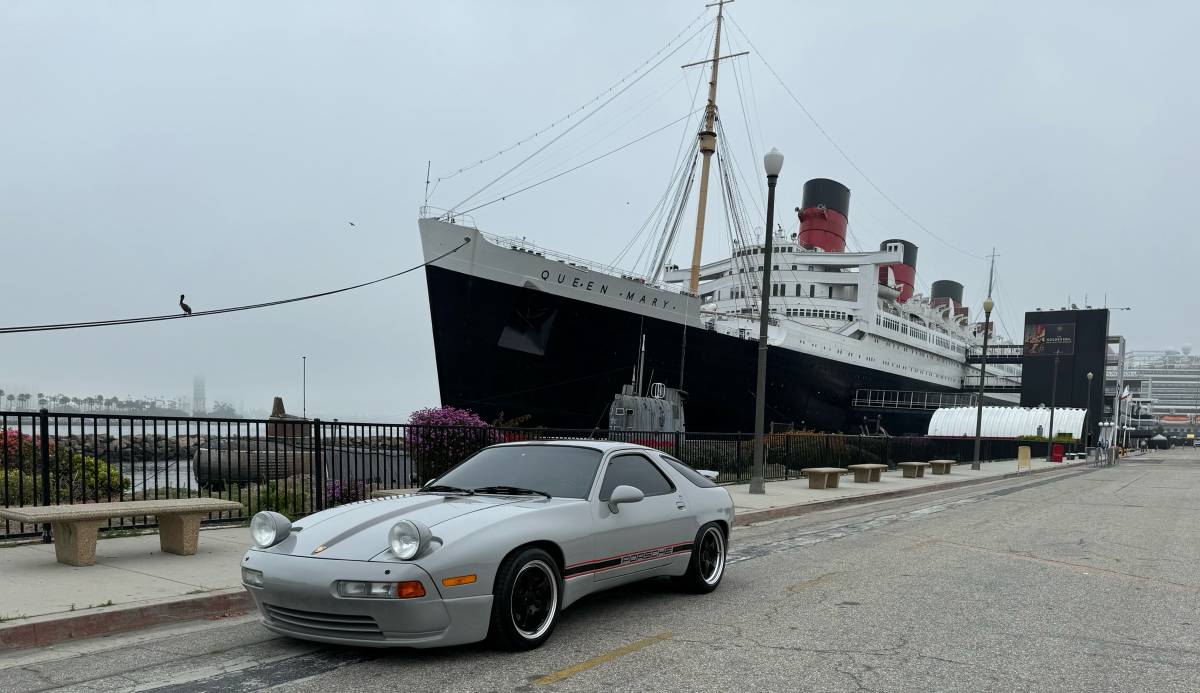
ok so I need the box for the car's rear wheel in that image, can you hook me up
[675,522,726,593]
[488,547,561,650]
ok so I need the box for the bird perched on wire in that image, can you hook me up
[179,294,192,315]
[348,221,355,227]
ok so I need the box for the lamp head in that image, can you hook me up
[1087,371,1093,380]
[982,296,994,314]
[763,147,784,178]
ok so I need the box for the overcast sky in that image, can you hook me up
[2,1,1195,421]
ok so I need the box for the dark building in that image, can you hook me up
[1020,308,1110,441]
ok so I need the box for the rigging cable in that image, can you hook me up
[449,20,715,212]
[458,108,704,216]
[433,9,711,186]
[0,239,472,335]
[725,14,986,262]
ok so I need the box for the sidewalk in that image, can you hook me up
[0,457,1085,650]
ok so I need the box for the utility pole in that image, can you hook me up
[302,356,307,419]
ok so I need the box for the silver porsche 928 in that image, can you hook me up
[241,440,734,650]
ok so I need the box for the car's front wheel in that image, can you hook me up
[488,547,561,650]
[675,522,726,593]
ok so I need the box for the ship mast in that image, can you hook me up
[685,0,745,295]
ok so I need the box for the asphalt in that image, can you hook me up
[1,448,1196,691]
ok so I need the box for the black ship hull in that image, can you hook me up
[425,265,956,434]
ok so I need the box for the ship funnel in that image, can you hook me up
[796,178,849,253]
[878,239,918,303]
[931,279,968,320]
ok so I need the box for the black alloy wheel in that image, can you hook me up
[675,522,726,593]
[489,547,561,650]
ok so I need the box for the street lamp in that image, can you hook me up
[750,147,784,495]
[971,296,994,470]
[302,356,307,419]
[1084,371,1094,448]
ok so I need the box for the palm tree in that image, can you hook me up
[5,394,14,408]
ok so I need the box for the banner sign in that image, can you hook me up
[1023,323,1075,356]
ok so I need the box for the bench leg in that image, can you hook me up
[902,467,916,479]
[827,473,840,489]
[917,467,925,478]
[870,469,881,482]
[159,513,204,555]
[52,521,101,566]
[853,470,869,483]
[807,475,826,490]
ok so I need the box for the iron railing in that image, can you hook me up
[0,409,1068,540]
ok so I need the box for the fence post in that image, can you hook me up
[313,419,324,512]
[39,409,51,543]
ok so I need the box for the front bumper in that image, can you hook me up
[242,550,493,648]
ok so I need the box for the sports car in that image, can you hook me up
[241,440,734,650]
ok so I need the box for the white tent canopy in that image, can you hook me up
[927,406,1086,439]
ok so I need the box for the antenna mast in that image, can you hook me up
[686,0,735,295]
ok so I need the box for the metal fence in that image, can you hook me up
[0,409,1072,540]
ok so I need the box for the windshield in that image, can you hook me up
[431,445,602,499]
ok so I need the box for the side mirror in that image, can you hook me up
[607,485,644,513]
[698,469,719,481]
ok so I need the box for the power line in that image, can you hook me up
[725,14,986,262]
[0,238,472,335]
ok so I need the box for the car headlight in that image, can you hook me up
[250,511,292,548]
[388,519,431,559]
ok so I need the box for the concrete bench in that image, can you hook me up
[801,467,847,489]
[898,462,931,479]
[846,463,888,483]
[0,498,244,567]
[929,459,956,475]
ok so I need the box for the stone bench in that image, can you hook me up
[929,459,956,475]
[846,463,888,483]
[801,467,847,490]
[0,498,244,567]
[898,462,932,479]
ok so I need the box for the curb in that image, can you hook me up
[733,460,1088,526]
[0,587,254,652]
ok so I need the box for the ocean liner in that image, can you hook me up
[418,3,1020,434]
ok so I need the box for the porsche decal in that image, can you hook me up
[563,541,693,578]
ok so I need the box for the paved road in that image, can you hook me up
[3,449,1199,692]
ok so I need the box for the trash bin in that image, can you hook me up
[1051,443,1064,463]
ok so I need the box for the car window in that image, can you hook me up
[599,454,675,501]
[433,445,602,499]
[660,455,718,488]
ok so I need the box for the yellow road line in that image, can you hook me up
[534,632,673,685]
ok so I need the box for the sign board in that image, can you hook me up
[1024,323,1075,356]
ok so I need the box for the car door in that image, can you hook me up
[591,452,695,582]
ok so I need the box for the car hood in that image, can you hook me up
[260,493,533,561]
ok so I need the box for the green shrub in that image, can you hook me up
[1,453,129,503]
[255,481,308,520]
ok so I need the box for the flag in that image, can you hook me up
[1119,385,1131,400]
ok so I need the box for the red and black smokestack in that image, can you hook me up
[796,178,850,253]
[878,239,918,303]
[931,279,967,319]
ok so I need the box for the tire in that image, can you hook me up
[675,522,727,594]
[488,547,562,650]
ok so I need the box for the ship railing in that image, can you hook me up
[419,206,478,229]
[852,389,979,410]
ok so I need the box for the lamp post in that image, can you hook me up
[1084,371,1094,448]
[750,147,784,495]
[302,356,307,419]
[971,297,994,470]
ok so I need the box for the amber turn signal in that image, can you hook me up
[395,580,426,599]
[442,574,477,587]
